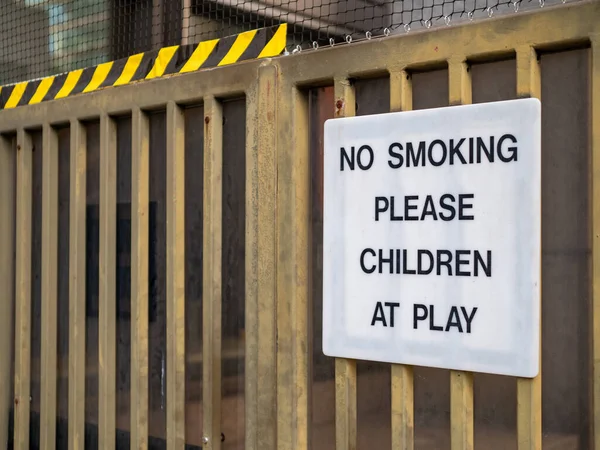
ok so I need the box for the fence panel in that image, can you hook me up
[0,3,597,450]
[0,135,15,449]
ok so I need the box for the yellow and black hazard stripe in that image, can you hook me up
[0,24,287,111]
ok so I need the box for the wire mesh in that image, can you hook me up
[0,0,574,86]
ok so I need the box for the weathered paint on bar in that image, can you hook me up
[256,62,278,450]
[245,82,260,450]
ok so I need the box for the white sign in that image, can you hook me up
[322,98,541,378]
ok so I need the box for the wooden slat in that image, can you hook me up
[333,76,357,450]
[276,83,310,450]
[450,371,474,450]
[245,85,259,450]
[291,87,310,450]
[593,34,600,450]
[202,96,223,450]
[256,63,278,450]
[131,106,150,450]
[68,119,87,450]
[515,45,542,450]
[40,124,59,449]
[14,128,33,450]
[389,69,415,450]
[277,86,293,450]
[449,59,472,106]
[335,358,356,450]
[0,135,15,450]
[166,100,186,449]
[448,58,474,450]
[99,114,117,450]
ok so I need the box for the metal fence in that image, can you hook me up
[0,1,598,449]
[0,0,580,86]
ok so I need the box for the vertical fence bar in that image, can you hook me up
[292,87,310,450]
[14,128,33,450]
[276,82,310,450]
[40,124,59,449]
[99,114,117,450]
[276,82,293,449]
[131,107,150,450]
[0,135,15,449]
[255,62,278,450]
[389,69,415,450]
[516,45,542,450]
[245,83,259,450]
[591,34,600,450]
[447,58,474,450]
[202,96,223,450]
[166,100,186,449]
[69,119,87,450]
[333,76,357,450]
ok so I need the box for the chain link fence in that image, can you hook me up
[0,0,575,86]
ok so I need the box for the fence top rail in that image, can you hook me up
[0,0,597,134]
[280,0,598,84]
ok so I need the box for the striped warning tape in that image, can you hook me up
[0,24,287,111]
